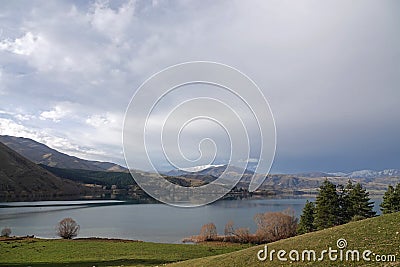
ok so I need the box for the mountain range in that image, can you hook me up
[329,169,400,179]
[168,164,400,180]
[0,135,127,172]
[0,134,399,200]
[2,135,398,181]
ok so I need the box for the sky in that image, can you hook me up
[0,0,399,173]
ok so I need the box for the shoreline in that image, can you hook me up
[0,192,385,203]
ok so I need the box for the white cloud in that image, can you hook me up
[15,113,36,121]
[88,0,136,43]
[39,105,71,122]
[0,117,107,159]
[0,31,40,56]
[0,118,27,135]
[0,68,4,95]
[86,113,116,128]
[0,109,36,122]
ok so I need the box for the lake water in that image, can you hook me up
[0,197,382,243]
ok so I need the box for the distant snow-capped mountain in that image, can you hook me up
[166,163,400,180]
[164,164,226,176]
[164,164,255,178]
[328,169,400,178]
[180,164,225,173]
[327,172,348,177]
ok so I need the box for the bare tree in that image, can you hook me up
[254,209,298,243]
[223,220,234,242]
[57,218,80,239]
[234,227,251,243]
[1,227,11,237]
[224,220,234,236]
[199,223,217,241]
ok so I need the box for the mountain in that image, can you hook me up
[0,135,127,172]
[164,164,224,176]
[181,164,225,173]
[294,171,335,178]
[167,164,254,178]
[0,141,85,200]
[326,171,348,177]
[163,164,400,194]
[346,169,400,178]
[327,169,400,178]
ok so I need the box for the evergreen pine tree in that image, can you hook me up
[381,185,394,214]
[314,179,340,230]
[381,184,400,214]
[337,181,352,224]
[297,200,315,234]
[395,183,400,211]
[347,182,375,219]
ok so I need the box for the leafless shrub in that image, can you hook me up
[1,227,11,237]
[254,209,298,243]
[223,220,234,241]
[234,227,251,243]
[199,223,217,241]
[56,218,80,239]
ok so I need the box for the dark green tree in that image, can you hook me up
[297,200,315,234]
[381,184,400,214]
[314,179,340,230]
[347,182,375,219]
[337,181,352,224]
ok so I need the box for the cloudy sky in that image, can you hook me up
[0,0,399,173]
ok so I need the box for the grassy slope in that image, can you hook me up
[170,212,400,267]
[0,239,250,267]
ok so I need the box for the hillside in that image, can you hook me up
[0,135,126,172]
[41,165,207,189]
[170,212,400,266]
[0,142,85,200]
[41,165,136,189]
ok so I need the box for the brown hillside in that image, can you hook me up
[0,141,84,200]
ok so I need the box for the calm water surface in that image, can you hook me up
[0,197,382,243]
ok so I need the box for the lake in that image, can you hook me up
[0,197,382,243]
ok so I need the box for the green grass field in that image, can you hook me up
[0,238,250,266]
[1,213,399,267]
[170,212,400,267]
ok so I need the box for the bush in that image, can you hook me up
[56,218,80,239]
[224,220,234,236]
[254,209,298,243]
[1,227,11,237]
[233,227,251,243]
[199,223,217,241]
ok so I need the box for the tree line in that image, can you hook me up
[298,180,400,234]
